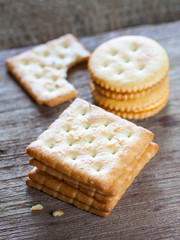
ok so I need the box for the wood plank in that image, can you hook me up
[1,0,180,50]
[0,21,180,240]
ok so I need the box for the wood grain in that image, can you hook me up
[1,0,180,49]
[0,21,180,240]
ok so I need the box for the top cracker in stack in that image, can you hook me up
[6,34,90,106]
[26,98,159,217]
[88,35,169,119]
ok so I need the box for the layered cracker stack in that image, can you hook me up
[26,98,159,217]
[88,36,169,119]
[6,34,90,106]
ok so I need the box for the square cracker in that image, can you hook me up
[6,34,90,106]
[26,177,109,217]
[26,142,159,217]
[26,98,155,196]
[28,142,158,206]
[29,141,158,203]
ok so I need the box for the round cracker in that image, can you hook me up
[92,74,167,100]
[90,77,169,112]
[88,35,169,93]
[103,91,169,119]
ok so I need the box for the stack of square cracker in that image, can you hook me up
[88,35,169,119]
[6,34,90,106]
[26,98,159,217]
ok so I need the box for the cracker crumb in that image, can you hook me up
[52,210,64,217]
[30,204,43,211]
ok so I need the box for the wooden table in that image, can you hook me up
[0,21,180,240]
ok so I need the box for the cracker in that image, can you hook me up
[90,77,169,112]
[52,210,64,217]
[29,158,102,196]
[26,142,159,217]
[29,158,114,203]
[30,204,43,211]
[29,142,158,204]
[28,167,110,212]
[92,75,167,100]
[29,158,96,192]
[105,91,169,120]
[26,177,109,218]
[6,34,90,106]
[88,35,169,93]
[26,98,154,196]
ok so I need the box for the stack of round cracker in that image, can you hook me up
[88,36,169,119]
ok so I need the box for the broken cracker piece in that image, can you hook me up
[52,210,64,217]
[6,34,90,106]
[30,204,43,211]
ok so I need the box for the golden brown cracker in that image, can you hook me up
[90,77,169,112]
[26,98,154,196]
[26,142,158,217]
[88,35,169,93]
[104,91,169,119]
[92,75,167,100]
[6,34,90,106]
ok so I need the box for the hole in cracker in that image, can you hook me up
[48,88,54,92]
[62,42,69,48]
[52,76,58,81]
[56,66,62,70]
[91,152,97,158]
[109,49,118,56]
[34,74,41,79]
[71,155,77,160]
[81,109,87,116]
[59,54,65,59]
[123,56,130,63]
[124,132,132,138]
[111,148,118,155]
[93,165,102,172]
[87,137,94,144]
[64,126,71,132]
[44,82,54,92]
[102,62,109,68]
[40,64,45,68]
[23,60,29,65]
[43,51,50,57]
[103,120,110,127]
[115,68,123,75]
[47,142,54,149]
[68,140,74,146]
[107,135,113,141]
[138,64,145,71]
[55,84,61,89]
[84,122,90,130]
[131,44,138,52]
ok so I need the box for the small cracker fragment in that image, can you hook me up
[52,210,64,217]
[30,204,43,211]
[6,34,90,106]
